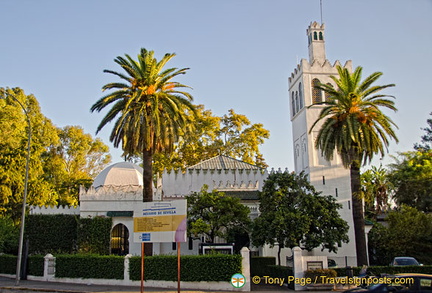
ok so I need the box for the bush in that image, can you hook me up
[304,268,337,283]
[28,255,44,276]
[25,214,78,254]
[250,256,276,276]
[333,265,432,277]
[129,254,242,282]
[55,254,124,279]
[77,217,112,255]
[0,254,17,274]
[0,217,19,254]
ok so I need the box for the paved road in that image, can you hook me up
[0,276,305,293]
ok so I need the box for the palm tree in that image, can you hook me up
[361,165,393,220]
[309,65,398,266]
[91,48,195,202]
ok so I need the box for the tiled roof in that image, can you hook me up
[187,155,262,170]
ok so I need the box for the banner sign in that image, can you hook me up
[133,200,187,243]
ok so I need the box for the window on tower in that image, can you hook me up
[291,92,296,115]
[325,83,333,101]
[312,78,322,103]
[314,32,318,40]
[299,83,303,109]
[295,91,299,113]
[319,32,323,40]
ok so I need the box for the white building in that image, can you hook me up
[288,21,360,267]
[31,21,367,266]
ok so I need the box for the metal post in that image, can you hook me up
[2,89,31,286]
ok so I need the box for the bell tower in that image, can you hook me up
[307,21,326,63]
[288,21,357,267]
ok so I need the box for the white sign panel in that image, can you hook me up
[133,200,187,243]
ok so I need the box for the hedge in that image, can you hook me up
[25,214,78,254]
[333,265,432,277]
[250,256,276,276]
[129,254,242,282]
[55,254,124,279]
[24,214,112,255]
[28,254,44,276]
[0,254,17,274]
[77,217,112,255]
[0,254,44,276]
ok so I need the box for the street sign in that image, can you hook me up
[133,200,187,243]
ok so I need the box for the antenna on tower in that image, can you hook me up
[320,0,323,24]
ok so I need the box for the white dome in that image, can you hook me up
[92,162,143,188]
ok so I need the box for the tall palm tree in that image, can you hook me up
[309,65,398,266]
[91,48,195,202]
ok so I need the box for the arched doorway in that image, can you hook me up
[111,224,129,255]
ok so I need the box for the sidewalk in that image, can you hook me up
[0,276,301,293]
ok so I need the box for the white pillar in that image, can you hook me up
[292,246,304,291]
[124,254,132,281]
[240,247,251,291]
[43,254,55,281]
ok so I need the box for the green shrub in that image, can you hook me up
[250,256,276,276]
[77,217,112,255]
[55,254,124,279]
[304,268,337,283]
[129,254,242,282]
[25,214,78,254]
[0,254,17,274]
[28,255,44,276]
[334,265,432,277]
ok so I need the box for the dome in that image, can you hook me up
[92,162,143,188]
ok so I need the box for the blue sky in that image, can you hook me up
[1,0,431,170]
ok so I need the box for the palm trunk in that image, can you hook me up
[142,148,153,202]
[142,148,153,256]
[350,160,368,266]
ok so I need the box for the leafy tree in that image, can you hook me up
[0,216,18,254]
[360,165,393,220]
[0,88,59,221]
[388,150,432,212]
[91,48,195,202]
[186,186,251,244]
[368,206,432,265]
[414,112,432,151]
[252,171,349,265]
[43,126,111,205]
[153,106,270,174]
[309,65,398,266]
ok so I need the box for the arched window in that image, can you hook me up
[312,78,322,103]
[313,32,318,40]
[298,83,303,109]
[295,91,299,113]
[319,32,323,40]
[291,92,296,115]
[325,83,332,101]
[111,224,129,255]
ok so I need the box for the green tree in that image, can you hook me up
[388,150,432,212]
[414,112,432,151]
[91,48,195,202]
[360,165,393,220]
[153,106,270,174]
[252,171,349,265]
[186,186,251,244]
[368,206,432,265]
[309,65,398,266]
[0,88,59,221]
[0,216,18,254]
[43,126,111,205]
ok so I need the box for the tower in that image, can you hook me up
[288,21,357,266]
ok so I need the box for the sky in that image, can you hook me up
[1,0,431,171]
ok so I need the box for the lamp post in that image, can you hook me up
[1,89,31,285]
